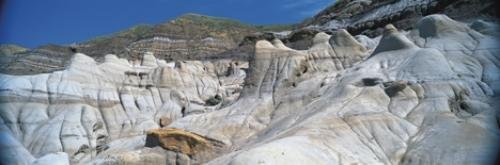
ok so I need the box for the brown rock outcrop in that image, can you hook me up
[145,128,221,156]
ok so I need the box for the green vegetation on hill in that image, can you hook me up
[0,44,28,56]
[84,13,293,46]
[175,13,252,30]
[84,24,154,46]
[2,13,295,63]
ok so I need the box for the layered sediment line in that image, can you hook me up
[0,14,499,165]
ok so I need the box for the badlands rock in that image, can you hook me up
[304,0,497,36]
[0,51,247,164]
[0,14,499,165]
[32,152,70,165]
[171,15,499,164]
[145,128,223,156]
[0,14,290,75]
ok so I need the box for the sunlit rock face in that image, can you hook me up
[0,51,247,164]
[167,15,500,165]
[1,14,499,165]
[304,0,497,36]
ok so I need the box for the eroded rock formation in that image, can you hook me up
[0,50,247,164]
[302,0,497,37]
[0,12,499,165]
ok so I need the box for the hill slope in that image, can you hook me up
[302,0,497,36]
[0,14,293,74]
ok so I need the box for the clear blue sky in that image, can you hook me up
[0,0,334,48]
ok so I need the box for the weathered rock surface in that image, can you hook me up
[0,49,247,164]
[303,0,498,36]
[168,15,500,164]
[0,14,290,75]
[0,11,499,165]
[145,128,222,156]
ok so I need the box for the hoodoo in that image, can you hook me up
[0,0,498,164]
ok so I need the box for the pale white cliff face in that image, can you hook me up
[0,14,499,165]
[0,51,247,164]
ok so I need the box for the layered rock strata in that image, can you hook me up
[304,0,498,36]
[0,14,499,164]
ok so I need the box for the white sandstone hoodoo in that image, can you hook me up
[0,13,499,165]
